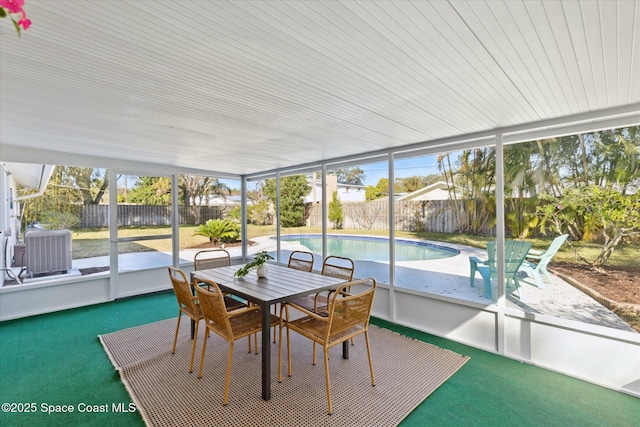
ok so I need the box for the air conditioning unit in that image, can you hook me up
[24,229,73,277]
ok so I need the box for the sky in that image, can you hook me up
[114,153,451,191]
[358,155,443,186]
[220,154,448,190]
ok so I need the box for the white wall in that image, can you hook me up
[372,286,640,398]
[0,166,20,282]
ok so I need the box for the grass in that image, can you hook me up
[69,225,639,269]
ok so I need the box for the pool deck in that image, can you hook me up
[16,235,636,334]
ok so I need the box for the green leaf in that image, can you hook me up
[11,16,22,37]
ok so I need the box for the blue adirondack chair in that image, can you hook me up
[519,234,569,288]
[469,240,532,300]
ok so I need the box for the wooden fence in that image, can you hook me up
[80,205,226,227]
[307,200,496,235]
[79,200,498,235]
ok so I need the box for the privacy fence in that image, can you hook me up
[306,200,497,235]
[80,205,226,227]
[80,200,501,235]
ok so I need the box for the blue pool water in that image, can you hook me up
[280,234,459,262]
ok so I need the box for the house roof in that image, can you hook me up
[1,1,638,178]
[397,181,452,201]
[3,162,54,193]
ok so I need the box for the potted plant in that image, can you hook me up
[234,251,274,278]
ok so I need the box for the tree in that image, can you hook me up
[537,185,640,268]
[327,167,365,185]
[127,177,172,205]
[20,166,107,227]
[328,191,343,229]
[180,175,230,224]
[263,175,311,227]
[244,182,273,225]
[365,178,389,201]
[394,174,442,193]
[180,175,230,207]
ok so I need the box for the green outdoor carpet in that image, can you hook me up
[0,290,638,427]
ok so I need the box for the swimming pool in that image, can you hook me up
[280,234,459,261]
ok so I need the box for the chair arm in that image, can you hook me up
[226,305,261,317]
[527,248,545,256]
[469,256,487,265]
[286,301,328,321]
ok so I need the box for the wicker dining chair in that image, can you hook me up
[168,266,207,373]
[278,277,377,415]
[194,248,246,310]
[193,249,258,353]
[287,255,354,313]
[194,278,281,405]
[284,256,356,353]
[268,250,316,341]
[194,249,232,270]
[287,250,314,272]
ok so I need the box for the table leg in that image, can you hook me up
[261,303,271,400]
[190,319,195,339]
[342,340,349,359]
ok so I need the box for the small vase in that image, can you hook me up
[256,264,268,278]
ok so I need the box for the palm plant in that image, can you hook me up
[192,219,240,245]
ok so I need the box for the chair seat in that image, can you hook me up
[224,296,246,311]
[182,302,204,320]
[288,315,363,345]
[207,307,280,341]
[287,294,329,312]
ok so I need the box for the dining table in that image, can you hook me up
[191,263,348,400]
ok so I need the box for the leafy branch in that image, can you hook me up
[234,251,274,277]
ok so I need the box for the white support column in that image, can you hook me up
[275,172,281,263]
[495,134,506,353]
[171,174,179,267]
[388,153,396,321]
[108,169,118,301]
[321,164,327,261]
[241,176,247,260]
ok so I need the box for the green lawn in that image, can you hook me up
[68,225,638,269]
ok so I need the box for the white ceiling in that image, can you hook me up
[1,0,639,177]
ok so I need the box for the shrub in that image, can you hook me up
[192,219,240,245]
[40,211,81,230]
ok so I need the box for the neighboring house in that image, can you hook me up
[396,181,457,201]
[305,174,366,203]
[192,195,243,206]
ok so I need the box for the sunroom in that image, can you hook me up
[1,1,639,425]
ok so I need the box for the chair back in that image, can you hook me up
[193,278,233,340]
[326,278,376,337]
[321,256,355,281]
[486,240,532,279]
[288,250,314,272]
[168,267,198,313]
[194,249,231,270]
[537,234,568,268]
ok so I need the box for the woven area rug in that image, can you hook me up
[100,318,469,427]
